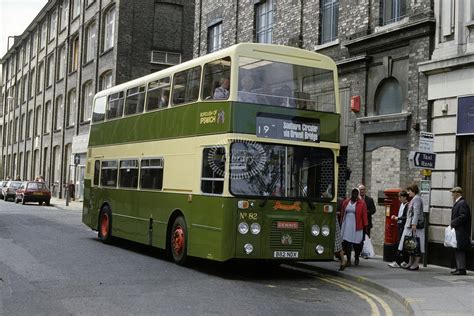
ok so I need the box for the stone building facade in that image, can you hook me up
[419,0,474,269]
[194,0,435,253]
[1,0,194,199]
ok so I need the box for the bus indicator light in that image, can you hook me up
[323,205,333,213]
[238,200,250,209]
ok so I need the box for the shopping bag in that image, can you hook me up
[361,235,375,258]
[403,233,420,256]
[444,225,457,248]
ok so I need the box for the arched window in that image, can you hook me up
[375,77,402,115]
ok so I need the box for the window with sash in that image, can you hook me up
[381,0,406,25]
[208,22,223,53]
[255,0,273,43]
[103,6,115,51]
[320,0,339,44]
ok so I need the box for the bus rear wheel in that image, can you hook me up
[169,216,187,265]
[99,206,113,244]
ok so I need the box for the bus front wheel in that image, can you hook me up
[99,206,113,244]
[169,216,188,265]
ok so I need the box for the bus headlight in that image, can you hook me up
[311,225,320,236]
[250,223,261,235]
[321,225,330,237]
[244,243,254,254]
[315,245,324,254]
[238,222,249,234]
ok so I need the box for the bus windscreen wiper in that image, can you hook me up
[259,176,281,208]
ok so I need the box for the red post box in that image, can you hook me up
[383,188,401,262]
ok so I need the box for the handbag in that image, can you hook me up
[444,225,457,248]
[403,232,421,256]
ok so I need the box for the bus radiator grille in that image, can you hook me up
[269,221,304,250]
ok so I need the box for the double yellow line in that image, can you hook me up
[313,275,393,316]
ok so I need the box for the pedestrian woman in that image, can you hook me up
[334,214,348,271]
[448,186,471,275]
[399,184,424,271]
[388,190,409,268]
[339,188,368,266]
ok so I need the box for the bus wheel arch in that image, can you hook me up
[167,210,188,265]
[98,203,113,244]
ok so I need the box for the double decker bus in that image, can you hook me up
[82,43,340,265]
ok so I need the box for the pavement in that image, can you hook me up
[51,197,474,315]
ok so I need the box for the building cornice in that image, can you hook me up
[419,53,474,75]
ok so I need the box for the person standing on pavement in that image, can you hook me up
[388,190,409,268]
[339,188,368,267]
[358,184,376,237]
[358,184,376,259]
[399,184,424,271]
[448,186,471,275]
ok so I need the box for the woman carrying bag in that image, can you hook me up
[398,184,425,271]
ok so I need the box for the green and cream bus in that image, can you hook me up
[82,43,340,265]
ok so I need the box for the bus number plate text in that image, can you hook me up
[273,251,299,258]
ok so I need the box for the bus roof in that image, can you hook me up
[94,43,338,99]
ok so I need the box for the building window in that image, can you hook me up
[100,70,113,90]
[67,89,76,127]
[44,101,52,134]
[20,113,25,141]
[21,75,28,103]
[82,81,94,122]
[208,22,223,53]
[70,36,80,72]
[49,9,57,41]
[381,0,406,25]
[320,0,339,44]
[26,110,33,138]
[57,45,66,80]
[103,6,115,51]
[87,0,95,7]
[255,0,273,43]
[72,0,81,19]
[54,95,63,130]
[29,68,35,98]
[46,54,54,87]
[24,40,30,64]
[375,77,402,115]
[31,31,37,57]
[60,0,68,30]
[85,21,97,62]
[37,62,44,94]
[40,22,47,49]
[35,105,42,136]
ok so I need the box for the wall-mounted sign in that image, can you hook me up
[409,151,436,170]
[256,113,320,142]
[457,96,474,135]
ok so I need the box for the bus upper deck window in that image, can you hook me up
[92,96,106,123]
[146,77,170,111]
[202,57,231,101]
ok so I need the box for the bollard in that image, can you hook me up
[65,186,69,206]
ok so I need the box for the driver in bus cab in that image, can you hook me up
[213,78,230,99]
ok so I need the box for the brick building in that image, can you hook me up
[194,0,435,253]
[1,0,194,199]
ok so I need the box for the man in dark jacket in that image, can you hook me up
[358,184,376,236]
[449,187,471,275]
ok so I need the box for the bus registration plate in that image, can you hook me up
[274,251,299,258]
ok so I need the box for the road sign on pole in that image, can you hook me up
[409,151,436,169]
[419,131,434,152]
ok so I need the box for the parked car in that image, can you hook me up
[2,181,23,201]
[0,180,8,199]
[15,181,51,205]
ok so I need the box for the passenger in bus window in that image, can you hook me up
[274,85,296,107]
[237,75,259,103]
[158,92,169,108]
[213,78,230,99]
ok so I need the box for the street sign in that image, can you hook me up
[74,154,80,166]
[409,151,436,169]
[420,180,431,193]
[419,131,434,152]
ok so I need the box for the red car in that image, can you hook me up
[15,181,51,206]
